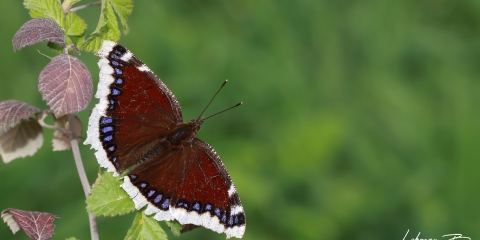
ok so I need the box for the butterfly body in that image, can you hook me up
[167,119,203,147]
[85,41,245,239]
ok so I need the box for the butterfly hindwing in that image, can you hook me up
[121,138,245,238]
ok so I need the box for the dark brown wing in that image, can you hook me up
[85,41,182,173]
[122,138,245,239]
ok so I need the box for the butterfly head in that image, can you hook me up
[192,117,205,132]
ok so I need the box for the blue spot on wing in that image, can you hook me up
[154,194,163,204]
[205,204,212,211]
[147,190,156,198]
[111,88,121,95]
[114,68,122,75]
[101,117,113,125]
[111,60,120,67]
[162,198,170,209]
[221,212,227,223]
[101,126,113,133]
[109,99,115,110]
[193,202,201,211]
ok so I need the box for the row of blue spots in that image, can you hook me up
[144,188,169,210]
[134,182,170,210]
[232,214,242,225]
[107,54,123,112]
[212,207,244,226]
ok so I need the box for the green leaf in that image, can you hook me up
[86,172,135,216]
[47,42,63,53]
[70,33,86,51]
[65,12,87,36]
[61,0,82,12]
[165,221,183,237]
[24,0,65,27]
[109,0,133,34]
[82,0,120,52]
[125,211,168,240]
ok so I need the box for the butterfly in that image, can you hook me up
[84,41,245,239]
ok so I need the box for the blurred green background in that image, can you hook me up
[1,1,480,239]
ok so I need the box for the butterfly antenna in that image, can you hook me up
[204,102,243,120]
[197,80,228,120]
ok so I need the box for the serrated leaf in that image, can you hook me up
[65,12,87,36]
[165,221,184,237]
[13,18,66,52]
[1,208,59,240]
[52,115,82,151]
[0,100,40,135]
[125,211,167,240]
[0,119,43,163]
[38,54,93,118]
[24,0,65,27]
[82,1,120,52]
[1,209,20,234]
[47,41,64,53]
[87,172,135,216]
[109,0,133,34]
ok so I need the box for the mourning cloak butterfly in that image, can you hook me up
[84,41,245,238]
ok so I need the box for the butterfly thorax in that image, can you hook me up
[167,118,204,146]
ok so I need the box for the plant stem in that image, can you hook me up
[68,114,99,240]
[70,1,101,12]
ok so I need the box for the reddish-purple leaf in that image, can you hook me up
[13,18,66,52]
[0,119,44,163]
[1,208,59,240]
[0,100,41,135]
[39,54,93,118]
[52,115,82,151]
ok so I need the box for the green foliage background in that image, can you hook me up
[1,1,480,239]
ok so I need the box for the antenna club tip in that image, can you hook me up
[240,102,243,105]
